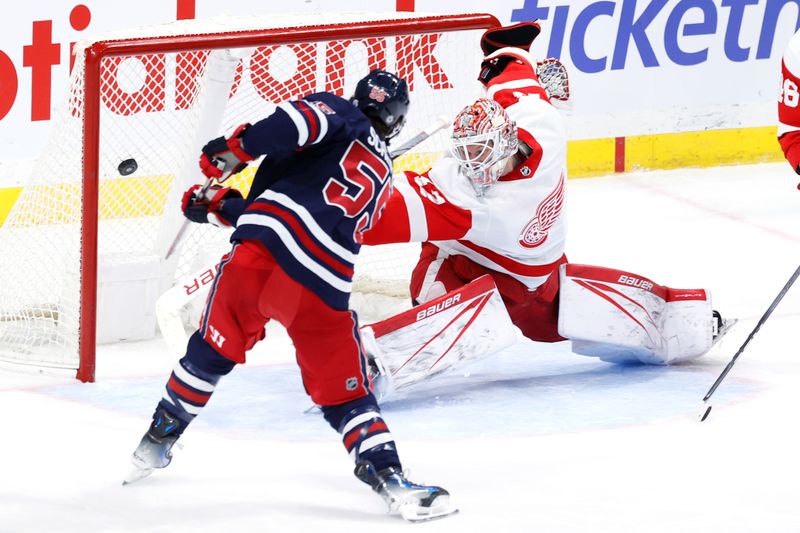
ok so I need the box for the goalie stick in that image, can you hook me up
[699,263,800,422]
[156,116,451,355]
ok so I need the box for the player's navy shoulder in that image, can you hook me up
[305,92,362,119]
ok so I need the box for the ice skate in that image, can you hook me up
[712,310,737,346]
[355,462,458,522]
[123,408,182,485]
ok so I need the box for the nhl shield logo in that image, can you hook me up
[520,166,531,176]
[345,377,359,391]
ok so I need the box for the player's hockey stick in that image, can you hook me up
[164,177,214,260]
[699,263,800,422]
[389,115,450,158]
[163,116,449,260]
[156,116,451,355]
[164,155,245,260]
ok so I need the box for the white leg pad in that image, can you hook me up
[361,275,518,397]
[558,264,714,364]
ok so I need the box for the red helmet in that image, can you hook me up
[450,98,517,195]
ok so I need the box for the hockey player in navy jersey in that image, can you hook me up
[125,69,456,522]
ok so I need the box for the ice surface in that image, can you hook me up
[1,162,799,532]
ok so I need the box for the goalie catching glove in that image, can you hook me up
[181,184,242,227]
[199,123,255,182]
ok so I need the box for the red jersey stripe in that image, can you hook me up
[246,202,354,278]
[168,376,211,405]
[457,240,564,278]
[295,101,320,145]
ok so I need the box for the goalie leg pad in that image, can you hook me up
[557,264,714,364]
[362,275,518,398]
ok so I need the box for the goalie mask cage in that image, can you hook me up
[0,12,498,382]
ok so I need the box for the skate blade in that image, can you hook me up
[712,319,738,347]
[398,495,459,522]
[122,467,154,486]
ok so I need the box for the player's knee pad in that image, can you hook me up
[320,392,379,433]
[158,336,235,426]
[557,264,714,364]
[184,331,237,377]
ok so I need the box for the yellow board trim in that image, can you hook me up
[0,187,22,226]
[624,125,783,172]
[0,126,787,223]
[568,138,617,177]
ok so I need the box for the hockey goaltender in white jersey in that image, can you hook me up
[156,23,733,399]
[358,22,733,396]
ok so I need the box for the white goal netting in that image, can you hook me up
[0,12,492,377]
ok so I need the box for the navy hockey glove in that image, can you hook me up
[181,184,242,227]
[199,123,255,182]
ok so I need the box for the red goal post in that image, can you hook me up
[0,12,499,382]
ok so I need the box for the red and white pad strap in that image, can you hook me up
[360,275,518,398]
[558,264,714,364]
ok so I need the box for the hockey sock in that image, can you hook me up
[322,393,401,472]
[157,331,236,433]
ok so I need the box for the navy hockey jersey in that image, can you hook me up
[219,93,393,310]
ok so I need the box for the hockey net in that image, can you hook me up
[0,12,496,380]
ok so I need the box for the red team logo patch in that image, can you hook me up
[369,86,388,102]
[518,172,565,248]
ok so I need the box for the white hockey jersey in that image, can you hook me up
[778,28,800,171]
[362,51,568,290]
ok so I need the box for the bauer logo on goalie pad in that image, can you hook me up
[617,275,654,292]
[415,294,462,321]
[559,264,713,364]
[185,266,219,296]
[362,275,518,397]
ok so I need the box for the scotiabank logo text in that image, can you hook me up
[85,35,450,117]
[511,0,800,73]
[0,4,93,121]
[0,2,450,122]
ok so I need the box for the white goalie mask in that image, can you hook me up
[449,98,518,196]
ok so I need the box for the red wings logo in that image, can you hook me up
[518,172,565,248]
[369,86,388,102]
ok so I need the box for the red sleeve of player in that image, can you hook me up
[485,59,549,108]
[778,58,800,172]
[361,171,473,245]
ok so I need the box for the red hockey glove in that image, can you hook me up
[478,22,542,87]
[480,22,541,55]
[181,184,243,227]
[199,123,255,182]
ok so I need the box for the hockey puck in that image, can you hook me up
[118,158,138,176]
[699,405,712,422]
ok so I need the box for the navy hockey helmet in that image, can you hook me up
[351,69,410,140]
